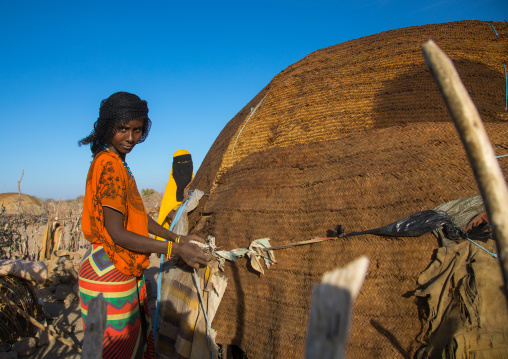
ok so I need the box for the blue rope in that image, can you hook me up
[467,237,498,260]
[496,154,508,158]
[491,24,499,36]
[153,199,189,339]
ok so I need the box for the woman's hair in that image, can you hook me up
[78,91,152,156]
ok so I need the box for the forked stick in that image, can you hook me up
[422,40,508,300]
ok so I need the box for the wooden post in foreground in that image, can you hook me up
[81,293,107,358]
[422,39,508,300]
[305,256,369,359]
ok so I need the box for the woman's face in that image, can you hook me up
[107,118,145,159]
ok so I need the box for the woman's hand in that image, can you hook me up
[173,242,211,268]
[180,234,205,244]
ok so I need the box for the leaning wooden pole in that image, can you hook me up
[422,39,508,300]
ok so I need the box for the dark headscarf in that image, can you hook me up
[78,91,151,156]
[172,153,193,201]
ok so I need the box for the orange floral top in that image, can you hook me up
[81,150,150,277]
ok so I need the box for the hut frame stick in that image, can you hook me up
[422,39,508,300]
[0,291,82,353]
[17,169,24,213]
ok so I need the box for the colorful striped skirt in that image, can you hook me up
[79,244,156,359]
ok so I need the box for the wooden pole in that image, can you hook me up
[305,256,369,359]
[422,39,508,299]
[81,293,107,358]
[0,291,82,353]
[17,170,24,213]
[39,221,51,261]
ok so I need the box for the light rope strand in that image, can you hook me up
[467,237,498,260]
[231,94,267,156]
[490,24,499,36]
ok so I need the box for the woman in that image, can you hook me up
[156,149,193,237]
[77,91,209,359]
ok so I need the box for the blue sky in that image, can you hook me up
[1,0,507,200]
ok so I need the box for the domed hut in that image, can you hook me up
[186,20,508,358]
[0,193,46,216]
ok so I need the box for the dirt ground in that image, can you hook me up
[18,254,161,358]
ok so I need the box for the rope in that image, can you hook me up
[231,94,268,156]
[263,237,336,251]
[490,24,499,36]
[261,235,499,262]
[193,268,215,359]
[467,237,498,260]
[153,199,189,339]
[496,154,508,158]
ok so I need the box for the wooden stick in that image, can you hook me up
[81,293,107,358]
[0,291,82,353]
[305,256,369,359]
[422,40,508,299]
[52,225,64,256]
[39,221,51,261]
[17,170,24,213]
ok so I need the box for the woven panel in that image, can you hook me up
[185,20,508,358]
[189,122,508,358]
[191,20,507,196]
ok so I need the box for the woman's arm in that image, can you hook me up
[103,206,210,268]
[147,214,205,245]
[147,215,178,241]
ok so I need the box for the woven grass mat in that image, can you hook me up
[189,121,508,358]
[191,20,507,199]
[185,20,508,358]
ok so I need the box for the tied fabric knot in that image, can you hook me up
[192,236,277,275]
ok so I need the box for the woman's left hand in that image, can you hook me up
[179,234,205,244]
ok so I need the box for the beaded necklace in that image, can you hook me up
[103,146,134,179]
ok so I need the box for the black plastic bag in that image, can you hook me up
[343,210,465,239]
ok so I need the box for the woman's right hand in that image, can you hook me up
[173,242,211,269]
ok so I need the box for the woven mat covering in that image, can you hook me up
[192,20,507,196]
[189,122,508,358]
[185,20,508,358]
